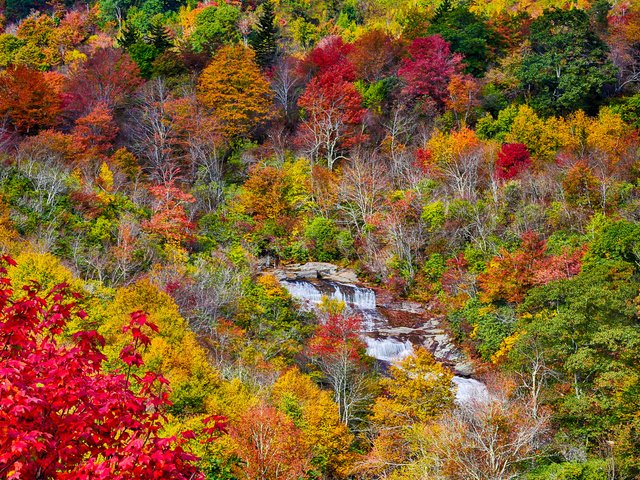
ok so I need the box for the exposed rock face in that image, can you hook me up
[278,277,475,376]
[272,262,359,283]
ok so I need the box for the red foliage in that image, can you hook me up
[0,66,61,134]
[72,102,119,156]
[64,48,142,115]
[414,147,433,174]
[296,70,366,164]
[307,314,365,362]
[398,35,462,108]
[69,189,107,219]
[478,232,585,303]
[0,257,224,479]
[495,143,531,181]
[143,181,196,244]
[304,35,355,81]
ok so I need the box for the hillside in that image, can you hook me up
[1,0,640,478]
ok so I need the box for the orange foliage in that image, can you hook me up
[0,66,60,133]
[478,232,585,304]
[198,45,273,138]
[230,403,312,480]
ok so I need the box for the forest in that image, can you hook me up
[1,0,640,478]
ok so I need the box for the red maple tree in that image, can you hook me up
[0,256,225,479]
[398,35,462,109]
[305,35,355,81]
[495,143,531,181]
[297,71,366,169]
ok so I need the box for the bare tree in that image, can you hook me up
[427,388,550,480]
[184,253,245,334]
[311,345,374,427]
[271,55,302,122]
[130,78,180,183]
[338,153,390,236]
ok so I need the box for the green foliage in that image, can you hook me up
[475,104,518,141]
[356,78,395,113]
[526,459,609,480]
[250,0,279,68]
[517,259,640,443]
[449,299,516,360]
[610,93,640,130]
[421,200,446,231]
[517,8,617,115]
[305,216,341,262]
[190,4,241,53]
[127,42,159,79]
[427,3,499,76]
[586,218,640,266]
[0,34,25,68]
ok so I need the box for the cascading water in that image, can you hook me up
[280,278,489,404]
[280,279,383,330]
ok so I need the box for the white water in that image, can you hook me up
[452,377,490,404]
[281,278,488,404]
[365,337,414,362]
[281,279,381,330]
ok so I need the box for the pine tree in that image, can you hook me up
[117,22,140,50]
[148,21,172,52]
[432,0,453,22]
[250,0,278,68]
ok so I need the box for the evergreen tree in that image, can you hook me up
[117,22,140,50]
[250,0,279,68]
[148,21,172,53]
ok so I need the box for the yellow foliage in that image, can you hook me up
[586,107,633,167]
[427,127,481,168]
[272,368,355,478]
[364,349,455,478]
[8,251,81,293]
[319,295,346,315]
[0,197,20,255]
[257,273,288,299]
[198,45,273,138]
[206,377,259,423]
[375,347,455,426]
[491,330,525,364]
[471,0,592,18]
[97,161,114,192]
[505,105,563,165]
[94,279,220,414]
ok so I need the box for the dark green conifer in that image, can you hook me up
[117,22,140,50]
[251,0,279,69]
[148,21,172,53]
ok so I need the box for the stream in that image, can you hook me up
[280,278,489,404]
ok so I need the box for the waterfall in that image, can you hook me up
[364,337,414,362]
[280,277,488,404]
[281,279,382,330]
[280,280,326,306]
[452,377,490,404]
[281,279,377,310]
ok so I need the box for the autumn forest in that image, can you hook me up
[2,0,640,478]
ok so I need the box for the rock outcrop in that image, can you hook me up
[272,262,359,284]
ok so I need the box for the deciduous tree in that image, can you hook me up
[398,35,462,110]
[297,70,366,170]
[0,257,225,479]
[0,65,60,133]
[198,45,273,138]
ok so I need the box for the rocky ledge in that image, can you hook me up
[271,262,359,284]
